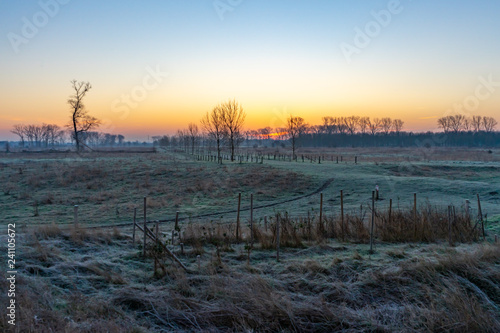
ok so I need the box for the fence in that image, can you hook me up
[130,192,491,274]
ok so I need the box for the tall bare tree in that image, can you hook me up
[437,117,451,133]
[448,115,466,133]
[393,119,404,134]
[322,116,336,134]
[343,116,360,134]
[358,117,370,134]
[220,99,246,161]
[482,116,498,132]
[380,117,393,135]
[187,123,199,154]
[471,115,483,132]
[369,118,382,135]
[337,117,347,134]
[11,124,26,147]
[201,106,225,163]
[67,80,100,151]
[287,115,307,159]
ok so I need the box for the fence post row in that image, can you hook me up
[132,189,487,273]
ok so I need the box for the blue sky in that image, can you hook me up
[1,0,499,140]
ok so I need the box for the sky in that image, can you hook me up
[1,0,499,141]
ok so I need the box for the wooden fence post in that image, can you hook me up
[448,206,453,246]
[236,193,241,241]
[175,211,179,231]
[413,193,417,239]
[465,199,470,221]
[370,191,375,253]
[143,197,147,257]
[276,215,280,262]
[319,192,323,228]
[250,193,254,246]
[388,198,392,228]
[477,194,485,240]
[155,221,159,272]
[74,205,78,227]
[133,208,137,246]
[341,190,344,240]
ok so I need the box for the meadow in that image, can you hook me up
[0,147,499,332]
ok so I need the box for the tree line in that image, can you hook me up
[9,83,498,153]
[155,99,247,163]
[156,111,499,153]
[10,123,65,148]
[437,115,497,133]
[9,80,130,150]
[10,123,127,149]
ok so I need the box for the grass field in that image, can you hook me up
[1,147,499,332]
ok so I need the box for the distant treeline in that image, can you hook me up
[154,130,500,151]
[156,114,499,152]
[9,124,141,148]
[284,131,500,148]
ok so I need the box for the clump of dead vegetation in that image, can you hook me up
[179,203,481,250]
[111,243,500,332]
[2,219,499,332]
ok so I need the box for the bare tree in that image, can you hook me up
[258,127,272,140]
[117,134,125,145]
[187,123,199,154]
[67,80,100,151]
[220,99,246,161]
[201,106,225,163]
[471,115,483,132]
[337,117,347,134]
[322,116,336,135]
[448,115,466,133]
[24,125,34,146]
[11,124,26,147]
[380,117,393,135]
[343,116,360,134]
[369,118,382,135]
[482,116,498,132]
[437,117,451,133]
[176,129,189,152]
[310,125,323,135]
[287,115,307,159]
[358,117,370,134]
[393,119,404,134]
[41,124,63,147]
[275,127,288,141]
[85,131,101,146]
